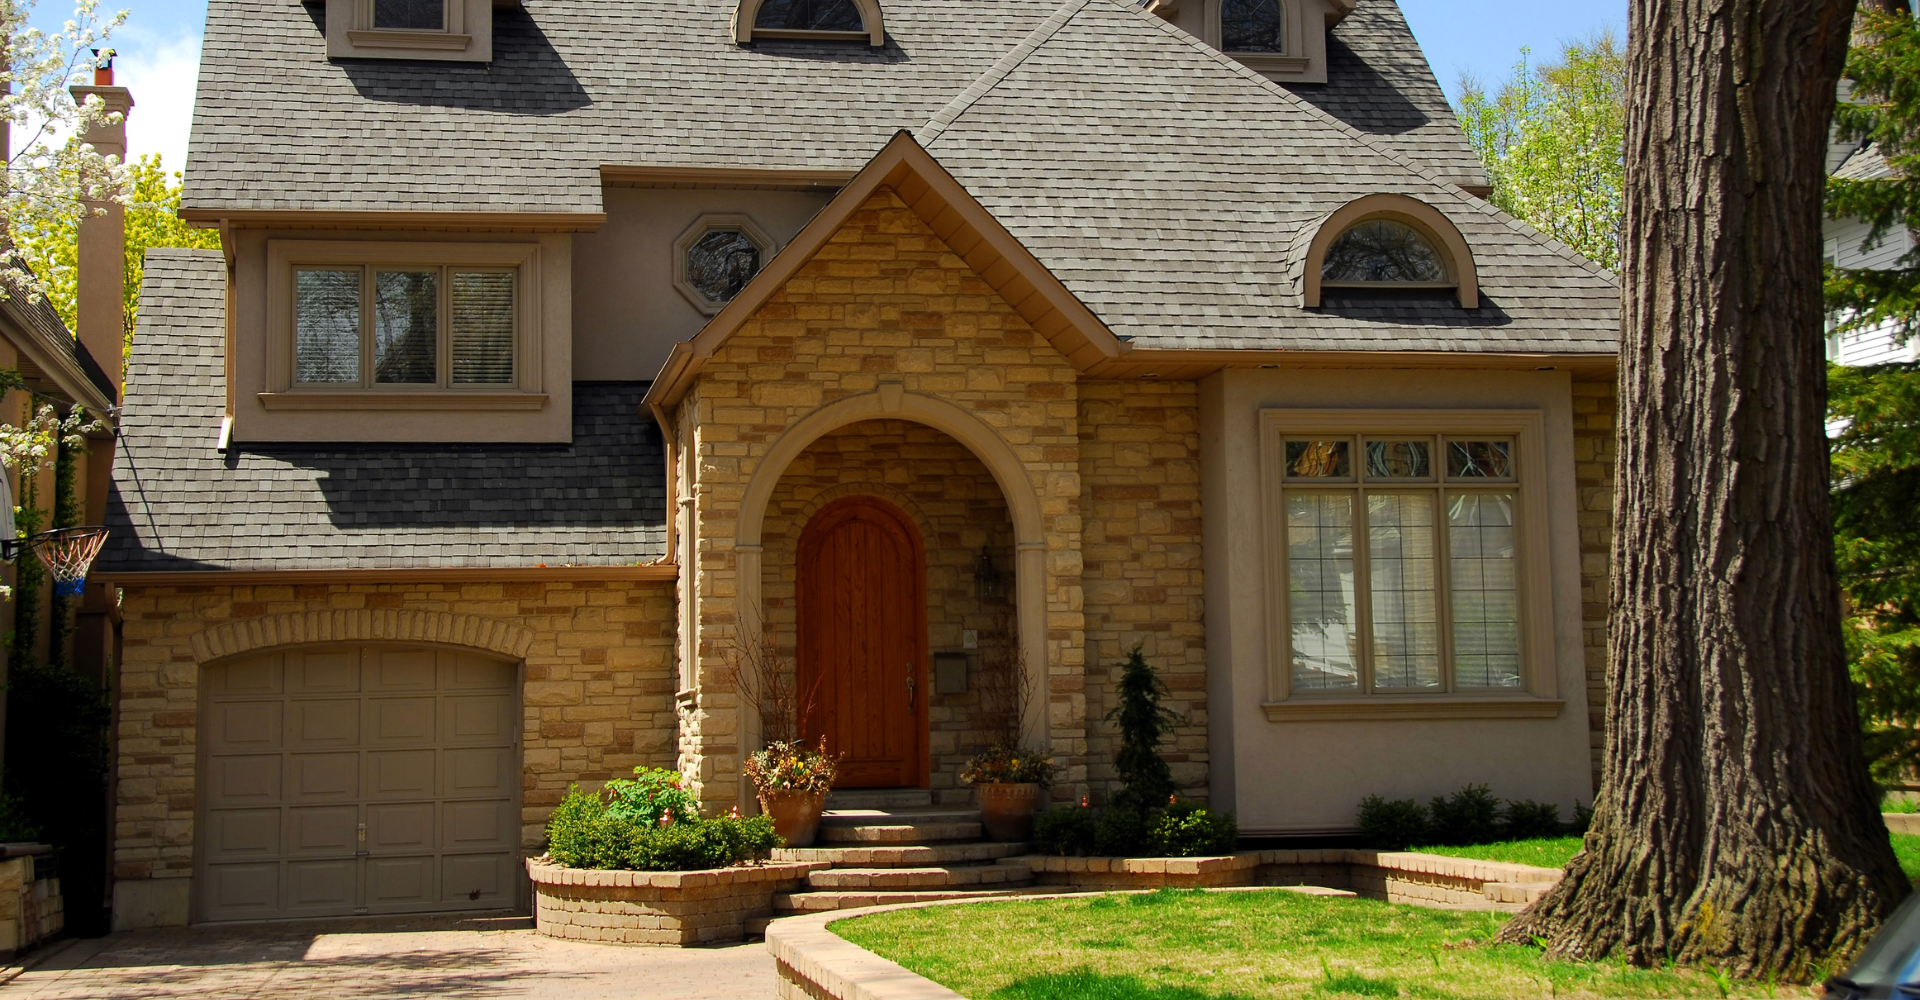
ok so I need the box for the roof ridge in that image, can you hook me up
[917,0,1092,145]
[1094,0,1616,282]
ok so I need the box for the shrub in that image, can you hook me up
[0,793,39,843]
[1428,784,1502,845]
[1356,795,1428,849]
[959,744,1058,786]
[1106,645,1178,810]
[603,767,699,827]
[1570,800,1594,835]
[545,786,779,871]
[1093,804,1152,857]
[1033,804,1097,856]
[1147,800,1238,857]
[1501,799,1563,840]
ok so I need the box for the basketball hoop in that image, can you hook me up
[1,526,110,597]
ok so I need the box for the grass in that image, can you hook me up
[834,888,1773,999]
[1894,832,1920,883]
[1417,833,1920,884]
[1885,796,1920,814]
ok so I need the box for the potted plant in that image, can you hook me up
[961,743,1057,841]
[745,737,839,848]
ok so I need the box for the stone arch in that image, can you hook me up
[787,480,939,548]
[734,387,1050,749]
[190,609,538,664]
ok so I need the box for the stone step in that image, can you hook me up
[817,821,983,844]
[774,887,1048,914]
[819,807,982,827]
[773,841,1030,868]
[827,788,935,810]
[807,863,1033,891]
[745,916,770,937]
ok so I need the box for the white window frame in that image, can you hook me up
[1259,408,1562,721]
[263,240,546,412]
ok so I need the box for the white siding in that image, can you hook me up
[1826,215,1919,365]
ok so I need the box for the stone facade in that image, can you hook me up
[0,855,61,959]
[527,859,822,945]
[112,581,677,906]
[1572,374,1618,789]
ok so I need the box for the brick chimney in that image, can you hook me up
[69,49,133,403]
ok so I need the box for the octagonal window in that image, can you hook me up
[674,215,776,315]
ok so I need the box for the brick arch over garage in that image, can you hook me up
[735,388,1050,748]
[190,609,538,664]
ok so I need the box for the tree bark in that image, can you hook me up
[1498,0,1912,979]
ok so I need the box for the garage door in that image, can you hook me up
[196,645,521,922]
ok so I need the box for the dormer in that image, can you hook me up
[325,0,499,62]
[1149,0,1355,84]
[734,0,886,47]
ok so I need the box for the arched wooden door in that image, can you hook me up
[797,496,928,788]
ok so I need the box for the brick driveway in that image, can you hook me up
[5,915,780,999]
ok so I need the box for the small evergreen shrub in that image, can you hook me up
[1106,645,1178,811]
[1033,805,1098,856]
[1356,795,1428,849]
[1093,804,1152,857]
[545,786,779,871]
[1147,800,1238,857]
[1500,799,1563,840]
[1427,784,1502,845]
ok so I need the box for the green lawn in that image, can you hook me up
[1419,833,1920,884]
[1894,832,1920,882]
[834,889,1769,999]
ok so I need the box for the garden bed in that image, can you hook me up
[527,858,823,946]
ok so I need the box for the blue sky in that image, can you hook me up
[38,0,1628,173]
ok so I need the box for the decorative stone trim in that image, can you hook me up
[1012,849,1563,909]
[191,609,538,663]
[1020,852,1263,889]
[528,858,825,946]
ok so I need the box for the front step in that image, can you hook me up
[774,841,1030,868]
[818,821,982,844]
[807,862,1032,891]
[819,807,982,827]
[774,887,1048,913]
[826,788,936,810]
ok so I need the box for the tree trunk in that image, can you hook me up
[1498,0,1912,979]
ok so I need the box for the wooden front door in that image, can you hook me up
[797,495,928,788]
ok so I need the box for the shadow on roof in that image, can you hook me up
[742,34,917,65]
[1314,290,1514,327]
[1285,35,1430,138]
[308,4,591,115]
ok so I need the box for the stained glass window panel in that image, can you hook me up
[1366,494,1441,690]
[373,0,444,29]
[754,0,865,32]
[1365,439,1431,479]
[295,269,361,385]
[1284,439,1351,479]
[1448,493,1522,687]
[452,272,514,385]
[1286,493,1360,691]
[1321,220,1447,283]
[686,230,761,304]
[373,270,438,385]
[1222,0,1284,51]
[1447,439,1515,479]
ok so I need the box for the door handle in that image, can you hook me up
[906,664,916,711]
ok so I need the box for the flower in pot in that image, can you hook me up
[744,736,840,848]
[960,743,1058,842]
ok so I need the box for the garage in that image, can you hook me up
[195,645,521,922]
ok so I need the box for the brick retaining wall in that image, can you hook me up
[528,859,824,946]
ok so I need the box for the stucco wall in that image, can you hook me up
[110,579,676,928]
[761,418,1018,803]
[1200,368,1595,835]
[1078,380,1209,803]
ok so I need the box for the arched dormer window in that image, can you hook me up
[735,0,885,46]
[1300,194,1479,308]
[1221,0,1284,52]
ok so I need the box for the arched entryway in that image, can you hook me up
[797,495,928,787]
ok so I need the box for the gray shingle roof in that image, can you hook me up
[915,0,1617,354]
[99,250,667,573]
[183,0,1483,215]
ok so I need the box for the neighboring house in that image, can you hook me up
[93,0,1619,929]
[1827,142,1919,364]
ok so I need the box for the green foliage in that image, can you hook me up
[1500,798,1564,841]
[1455,32,1625,271]
[959,743,1058,786]
[744,737,840,794]
[1416,837,1586,869]
[1428,784,1503,846]
[1145,800,1237,858]
[544,785,778,872]
[1105,645,1178,811]
[4,660,110,933]
[1093,804,1151,857]
[1892,831,1920,883]
[0,793,40,843]
[601,767,699,828]
[1356,795,1429,850]
[1570,800,1595,835]
[1033,804,1097,856]
[1830,12,1920,340]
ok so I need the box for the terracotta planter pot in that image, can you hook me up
[758,788,826,848]
[975,782,1044,842]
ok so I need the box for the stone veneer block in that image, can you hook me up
[1018,852,1263,889]
[527,859,824,946]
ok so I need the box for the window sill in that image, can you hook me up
[347,28,473,50]
[747,28,874,42]
[1228,52,1311,72]
[257,391,547,412]
[1261,696,1564,722]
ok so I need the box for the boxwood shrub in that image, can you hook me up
[545,786,779,871]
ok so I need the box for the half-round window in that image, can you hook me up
[674,215,776,316]
[1320,219,1448,284]
[1222,0,1284,52]
[754,0,864,32]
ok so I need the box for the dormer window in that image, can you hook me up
[734,0,885,46]
[1299,194,1480,308]
[1152,0,1350,83]
[325,0,494,62]
[1221,0,1283,53]
[1321,221,1447,285]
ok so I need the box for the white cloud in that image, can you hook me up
[114,25,200,172]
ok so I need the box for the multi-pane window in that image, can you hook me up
[1278,434,1523,695]
[373,0,445,29]
[293,263,516,389]
[754,0,865,32]
[1222,0,1284,52]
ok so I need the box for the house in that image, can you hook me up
[1826,141,1918,365]
[93,0,1620,929]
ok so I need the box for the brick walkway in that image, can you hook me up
[5,915,779,999]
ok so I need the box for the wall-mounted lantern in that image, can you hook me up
[974,545,1003,602]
